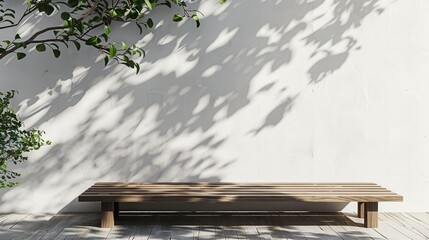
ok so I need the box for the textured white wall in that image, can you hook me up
[1,0,429,213]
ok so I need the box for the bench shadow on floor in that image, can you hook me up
[117,212,362,227]
[108,212,367,239]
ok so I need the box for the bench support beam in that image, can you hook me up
[364,202,378,228]
[357,202,365,218]
[101,202,114,228]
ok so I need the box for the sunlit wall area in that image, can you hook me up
[1,0,429,213]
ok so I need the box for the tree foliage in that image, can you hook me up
[0,0,227,73]
[0,91,51,188]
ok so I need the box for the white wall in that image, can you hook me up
[1,0,429,213]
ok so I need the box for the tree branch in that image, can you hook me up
[0,26,66,59]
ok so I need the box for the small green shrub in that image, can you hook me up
[0,90,51,188]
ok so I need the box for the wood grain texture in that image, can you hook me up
[358,202,365,218]
[101,202,114,228]
[364,202,378,228]
[79,182,403,203]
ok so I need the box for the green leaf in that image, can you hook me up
[219,0,227,3]
[145,0,154,10]
[61,12,70,20]
[85,36,100,46]
[146,18,154,28]
[172,14,183,22]
[16,52,26,60]
[104,25,111,35]
[76,22,84,33]
[135,62,140,73]
[2,40,11,45]
[104,55,109,66]
[122,42,127,50]
[109,45,117,58]
[192,15,200,28]
[44,4,55,15]
[126,60,135,68]
[163,0,171,8]
[100,33,108,42]
[68,0,79,8]
[14,34,20,40]
[109,9,117,17]
[52,49,61,58]
[35,44,46,52]
[128,10,138,19]
[72,41,80,51]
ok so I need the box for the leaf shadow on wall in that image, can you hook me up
[0,0,385,213]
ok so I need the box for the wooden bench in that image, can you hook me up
[78,182,403,228]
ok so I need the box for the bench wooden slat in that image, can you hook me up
[93,182,380,186]
[79,182,402,202]
[79,195,403,202]
[88,186,386,189]
[81,193,400,196]
[86,188,390,193]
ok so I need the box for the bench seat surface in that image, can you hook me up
[78,182,403,203]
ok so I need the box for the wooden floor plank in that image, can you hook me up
[168,214,199,240]
[339,214,375,240]
[310,215,342,240]
[373,214,413,240]
[233,214,266,239]
[0,214,29,230]
[341,213,386,240]
[147,215,174,240]
[274,213,308,240]
[316,214,364,240]
[0,214,10,224]
[406,213,429,230]
[222,214,239,240]
[120,215,153,240]
[253,213,286,240]
[385,213,429,238]
[379,213,426,240]
[290,214,332,239]
[8,214,56,240]
[211,214,226,239]
[398,213,429,237]
[55,214,99,240]
[39,214,75,240]
[1,212,429,239]
[197,214,215,240]
[80,225,112,239]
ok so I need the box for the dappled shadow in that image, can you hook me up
[0,0,389,212]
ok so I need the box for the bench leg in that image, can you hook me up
[114,202,120,220]
[101,202,114,228]
[357,202,365,218]
[364,202,378,228]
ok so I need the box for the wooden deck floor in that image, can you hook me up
[0,212,428,239]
